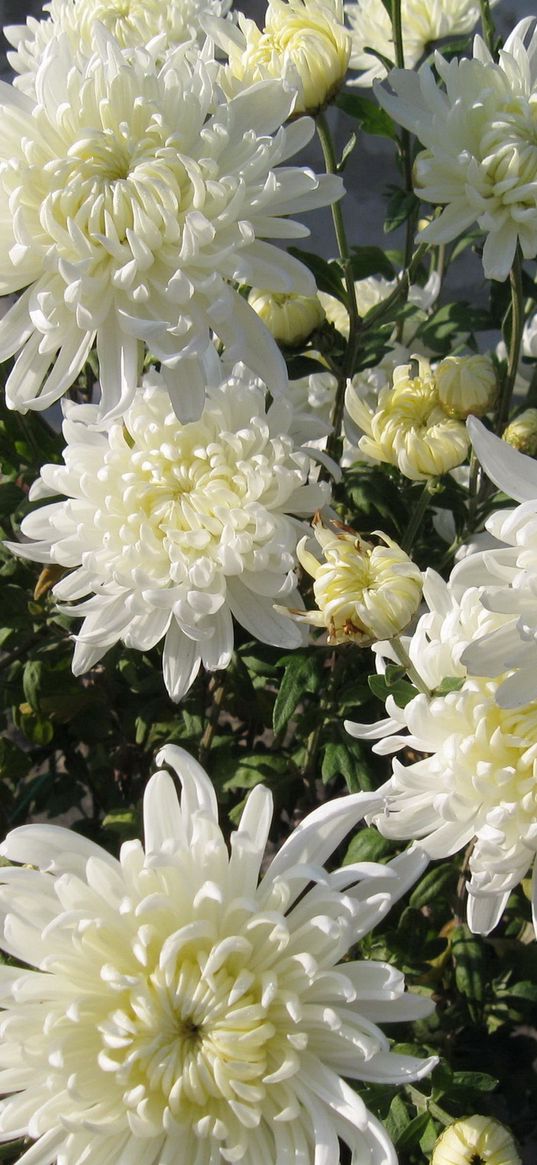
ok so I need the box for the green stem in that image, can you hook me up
[390,0,416,273]
[494,248,524,435]
[316,112,362,454]
[361,244,429,333]
[405,1086,453,1127]
[391,637,432,696]
[400,480,432,553]
[198,674,226,767]
[479,0,498,57]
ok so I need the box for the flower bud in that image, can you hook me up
[248,289,325,347]
[291,514,422,644]
[502,408,537,457]
[435,354,497,419]
[220,0,350,114]
[431,1116,521,1165]
[346,355,469,481]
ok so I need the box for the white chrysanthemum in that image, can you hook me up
[346,0,482,86]
[290,515,423,644]
[453,417,537,709]
[346,570,537,935]
[431,1116,522,1165]
[0,743,436,1165]
[0,29,342,423]
[5,0,231,92]
[346,355,469,481]
[503,408,537,455]
[208,0,351,115]
[376,18,537,281]
[8,366,330,701]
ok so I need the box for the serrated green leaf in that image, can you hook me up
[434,675,464,695]
[22,659,43,713]
[321,740,374,791]
[451,1070,498,1092]
[451,925,487,1015]
[385,1094,410,1142]
[396,1110,434,1151]
[337,132,357,173]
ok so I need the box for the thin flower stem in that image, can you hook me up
[400,480,432,553]
[391,637,432,697]
[199,674,226,767]
[315,111,362,453]
[390,0,416,272]
[479,0,498,57]
[494,248,524,435]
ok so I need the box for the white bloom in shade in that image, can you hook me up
[431,1116,521,1165]
[247,289,325,347]
[376,19,537,281]
[345,570,537,936]
[290,514,423,644]
[0,743,436,1165]
[7,366,330,701]
[319,272,439,342]
[346,0,482,87]
[0,30,342,423]
[456,416,537,708]
[5,0,231,93]
[208,0,351,115]
[346,355,469,481]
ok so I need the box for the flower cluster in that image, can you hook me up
[377,19,537,280]
[347,569,537,935]
[346,0,482,86]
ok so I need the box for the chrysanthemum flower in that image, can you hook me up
[346,570,537,935]
[247,289,325,347]
[5,0,231,92]
[346,355,469,481]
[0,743,436,1165]
[502,408,537,455]
[7,365,330,701]
[376,18,537,281]
[346,0,482,87]
[207,0,351,115]
[454,416,537,708]
[0,28,342,421]
[431,1115,521,1165]
[290,514,423,644]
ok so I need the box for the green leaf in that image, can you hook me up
[384,186,420,233]
[368,672,417,709]
[451,1070,498,1093]
[321,740,374,791]
[350,245,395,281]
[337,132,357,173]
[434,675,464,695]
[22,659,43,713]
[287,247,347,302]
[343,826,393,864]
[409,863,457,909]
[336,92,397,139]
[385,1095,410,1143]
[102,809,139,840]
[273,652,324,735]
[396,1110,435,1152]
[451,925,488,1017]
[0,482,25,517]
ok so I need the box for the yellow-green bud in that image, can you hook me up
[248,289,325,347]
[431,1116,521,1165]
[502,408,537,457]
[435,354,497,419]
[290,514,423,644]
